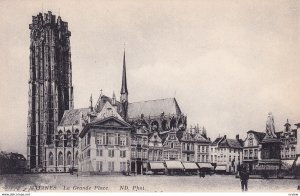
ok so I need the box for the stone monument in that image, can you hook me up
[256,113,281,176]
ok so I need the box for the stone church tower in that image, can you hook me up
[27,11,73,170]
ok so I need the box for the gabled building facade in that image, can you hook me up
[193,131,211,163]
[163,130,182,161]
[211,135,243,173]
[180,131,195,162]
[277,119,298,160]
[130,124,149,174]
[79,102,132,174]
[148,131,164,162]
[243,130,265,173]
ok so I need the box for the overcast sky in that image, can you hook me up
[0,0,299,155]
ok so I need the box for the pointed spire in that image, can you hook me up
[120,49,128,94]
[284,118,291,132]
[120,48,129,120]
[202,126,207,136]
[89,94,93,112]
[112,91,116,105]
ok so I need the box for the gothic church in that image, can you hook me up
[27,12,191,173]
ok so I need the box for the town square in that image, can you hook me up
[1,174,299,192]
[0,0,299,193]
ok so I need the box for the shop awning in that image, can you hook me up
[182,162,199,170]
[254,165,279,171]
[149,162,165,170]
[215,165,227,171]
[295,157,300,166]
[281,160,294,170]
[197,162,214,169]
[165,161,184,170]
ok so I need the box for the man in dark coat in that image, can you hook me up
[239,165,249,191]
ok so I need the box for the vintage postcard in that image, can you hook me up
[0,0,299,195]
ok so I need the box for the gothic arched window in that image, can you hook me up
[58,131,64,147]
[87,132,91,145]
[49,152,54,165]
[74,129,79,147]
[74,151,79,165]
[58,152,63,166]
[66,130,72,147]
[66,151,72,165]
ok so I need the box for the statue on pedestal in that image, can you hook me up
[265,112,277,139]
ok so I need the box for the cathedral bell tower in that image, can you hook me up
[120,50,128,120]
[27,11,73,171]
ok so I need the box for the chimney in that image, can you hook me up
[236,134,239,141]
[224,135,227,139]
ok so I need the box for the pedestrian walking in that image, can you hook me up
[239,165,249,191]
[199,170,205,178]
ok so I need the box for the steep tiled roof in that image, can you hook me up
[211,137,223,146]
[128,98,182,119]
[193,133,210,143]
[0,152,26,160]
[217,137,242,148]
[59,108,90,126]
[225,139,243,148]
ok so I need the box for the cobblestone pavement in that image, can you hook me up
[0,174,299,192]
